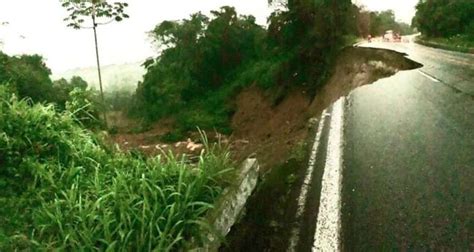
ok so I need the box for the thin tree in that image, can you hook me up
[61,0,129,128]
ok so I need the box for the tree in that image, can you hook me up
[134,7,265,128]
[267,0,353,87]
[414,0,474,37]
[61,0,129,127]
[53,76,89,109]
[0,52,55,102]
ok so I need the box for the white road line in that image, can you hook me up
[313,97,345,251]
[287,109,328,252]
[418,70,440,83]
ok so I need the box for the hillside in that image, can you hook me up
[53,62,145,91]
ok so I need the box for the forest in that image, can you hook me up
[413,0,474,50]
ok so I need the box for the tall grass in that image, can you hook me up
[0,86,234,250]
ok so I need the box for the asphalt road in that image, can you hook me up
[341,40,474,250]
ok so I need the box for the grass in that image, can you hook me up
[0,85,234,250]
[416,35,474,54]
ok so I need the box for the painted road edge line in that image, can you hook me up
[287,109,328,252]
[313,97,345,251]
[418,70,440,83]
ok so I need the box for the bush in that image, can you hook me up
[0,87,234,250]
[66,87,102,129]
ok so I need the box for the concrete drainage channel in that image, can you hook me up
[189,158,260,251]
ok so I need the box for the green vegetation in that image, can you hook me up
[413,0,474,38]
[0,86,234,250]
[0,51,102,115]
[61,0,130,127]
[134,1,355,134]
[133,7,265,133]
[0,52,55,103]
[413,0,474,52]
[416,35,474,53]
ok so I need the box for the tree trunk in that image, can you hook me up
[92,14,108,128]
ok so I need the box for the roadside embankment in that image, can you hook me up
[415,36,474,54]
[220,47,422,251]
[231,47,422,173]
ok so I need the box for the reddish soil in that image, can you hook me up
[230,86,311,171]
[111,119,176,155]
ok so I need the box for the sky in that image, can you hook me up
[354,0,418,24]
[0,0,417,75]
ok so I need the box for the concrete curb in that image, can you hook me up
[189,158,260,251]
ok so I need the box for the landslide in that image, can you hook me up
[231,47,422,172]
[111,47,422,169]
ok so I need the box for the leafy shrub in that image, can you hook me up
[66,87,102,129]
[0,86,104,195]
[0,87,234,250]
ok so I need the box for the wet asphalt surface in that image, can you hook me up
[342,41,474,250]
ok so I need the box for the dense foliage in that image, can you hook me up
[0,52,55,103]
[66,87,103,129]
[0,51,99,113]
[53,76,90,108]
[134,7,266,133]
[0,86,233,250]
[134,2,356,133]
[413,0,474,38]
[267,0,353,88]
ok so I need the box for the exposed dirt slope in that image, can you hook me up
[230,47,422,172]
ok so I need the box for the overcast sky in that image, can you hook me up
[354,0,418,24]
[0,0,417,74]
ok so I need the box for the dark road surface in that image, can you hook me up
[341,40,474,250]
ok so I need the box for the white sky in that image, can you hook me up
[355,0,418,23]
[0,0,417,74]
